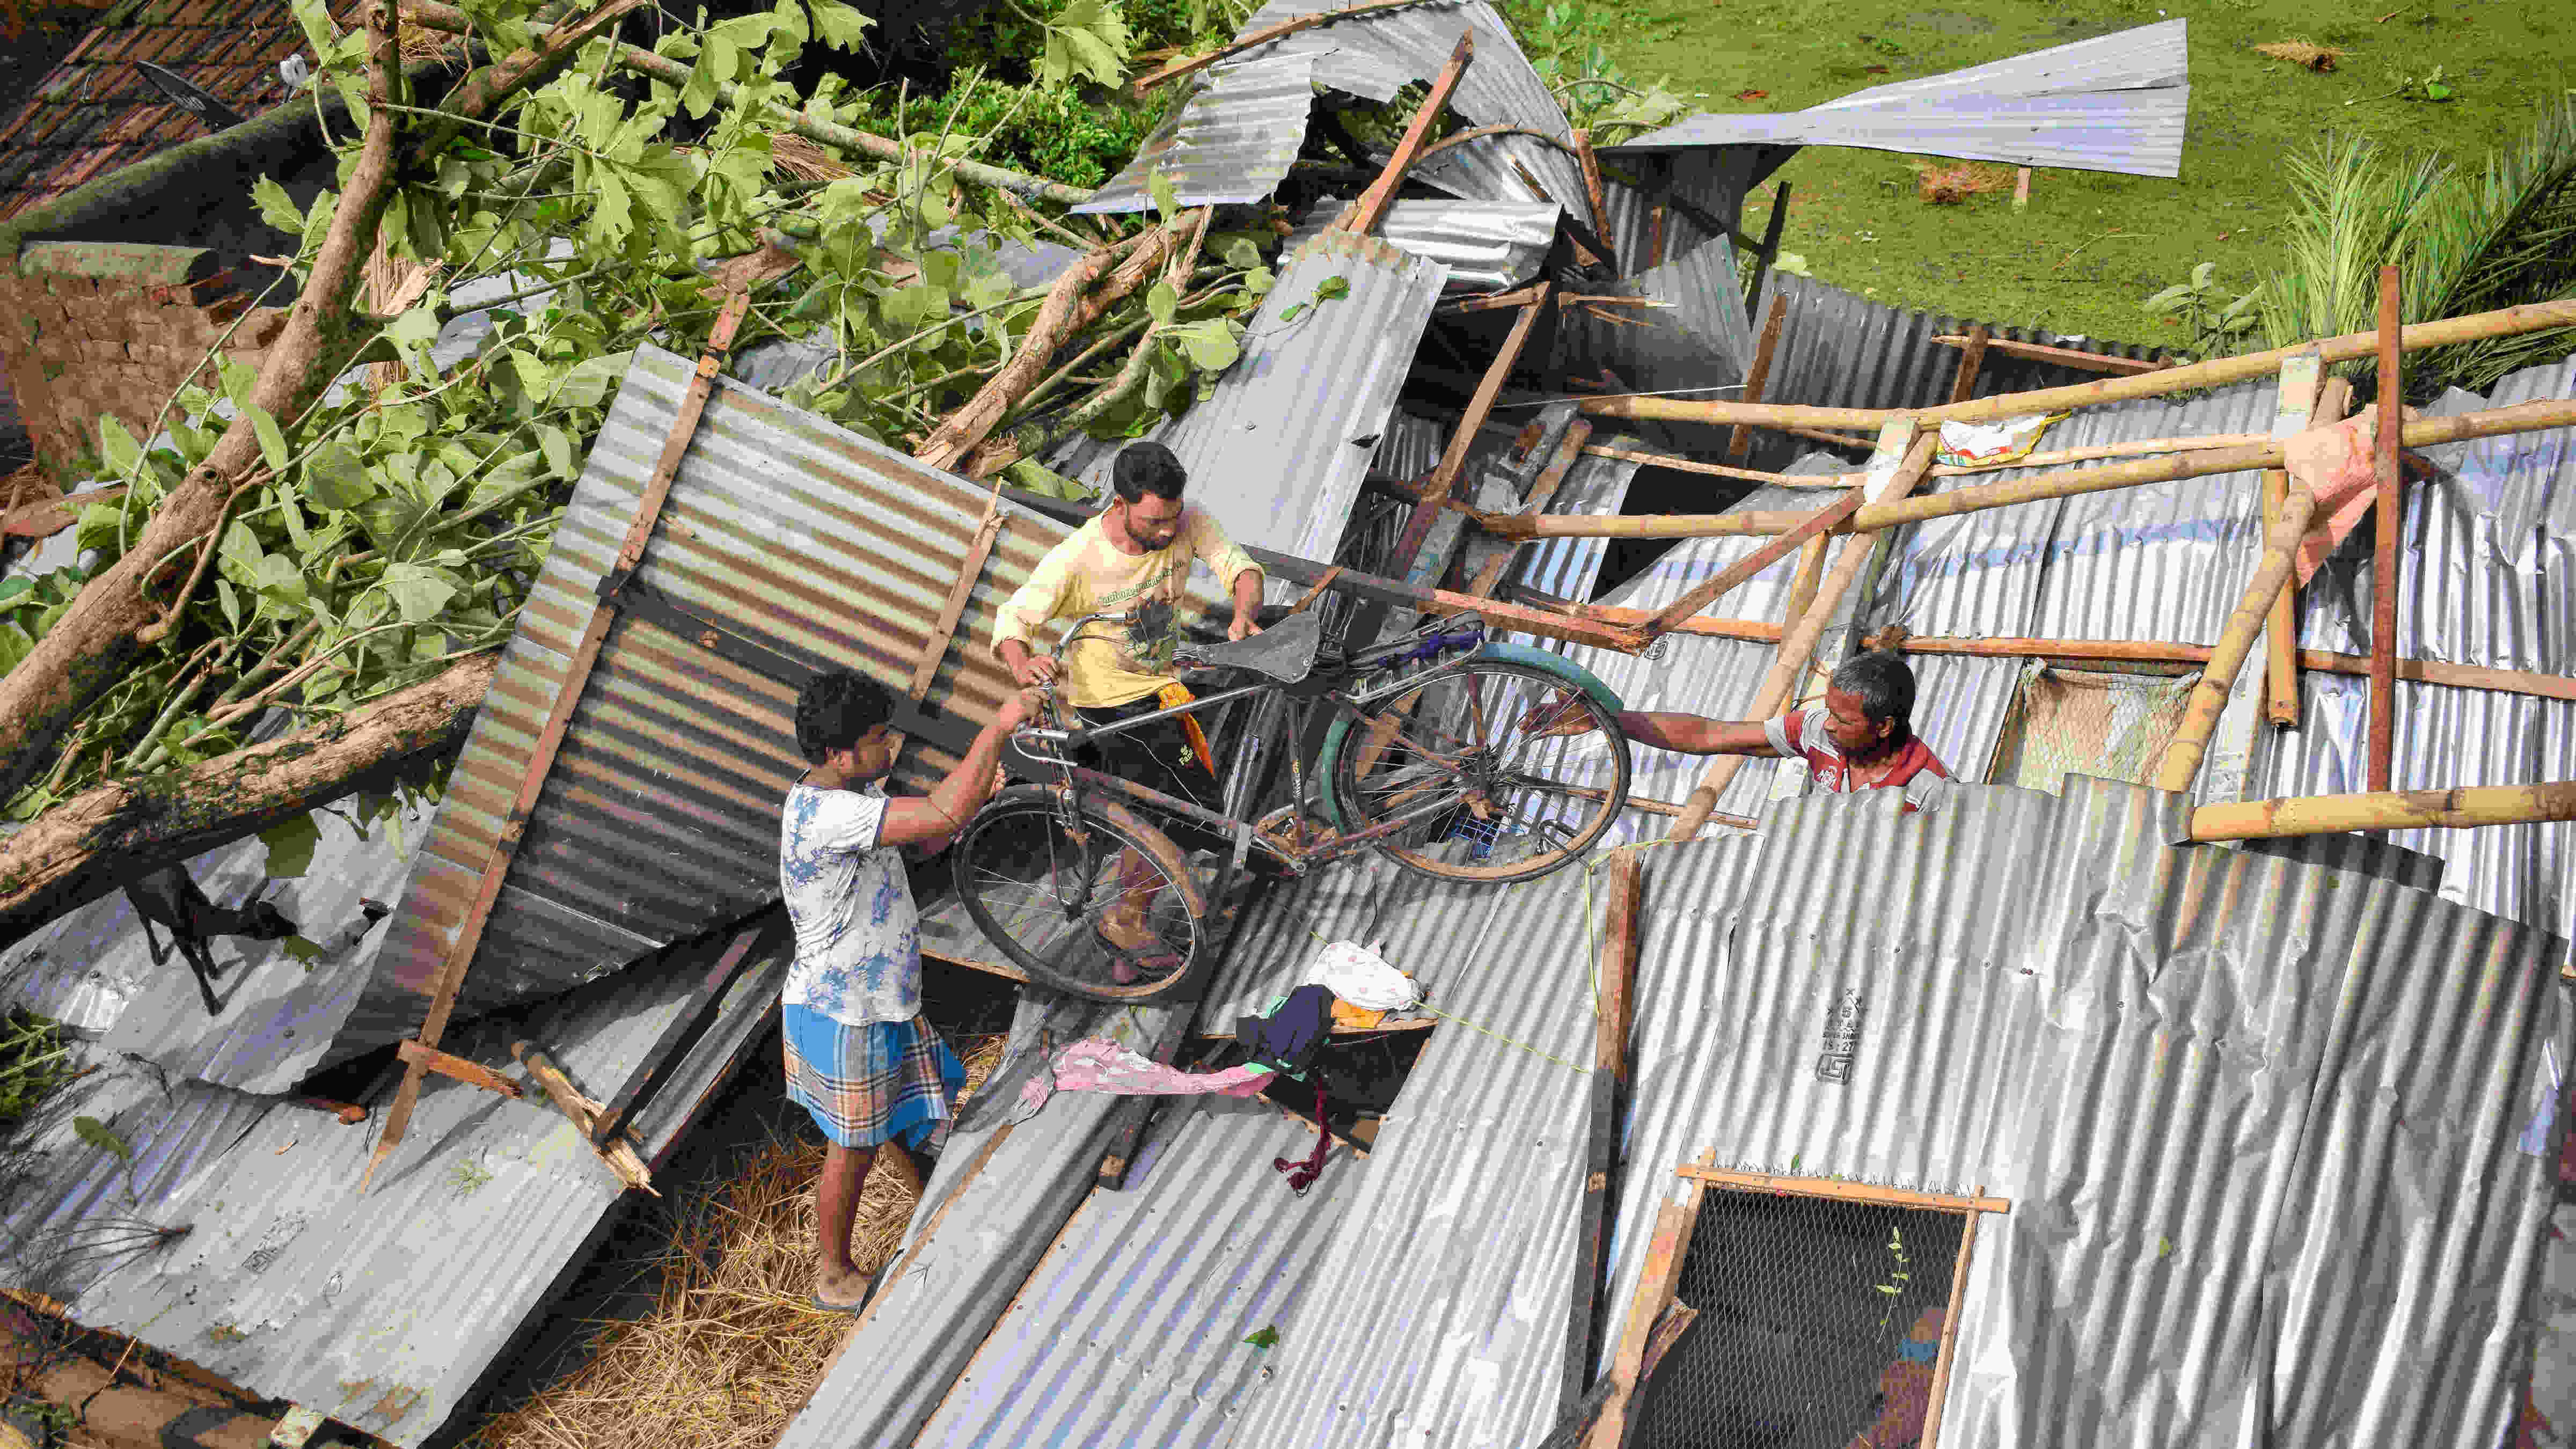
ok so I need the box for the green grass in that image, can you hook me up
[1593,0,2576,346]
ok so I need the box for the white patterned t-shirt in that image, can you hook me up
[779,781,920,1025]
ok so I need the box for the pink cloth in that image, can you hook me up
[1013,1037,1276,1118]
[2286,404,2406,586]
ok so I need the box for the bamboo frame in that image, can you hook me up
[1582,444,1845,488]
[2155,485,2318,793]
[2262,353,2323,728]
[1673,1165,2011,1214]
[1566,850,1645,1413]
[1623,487,1867,647]
[1384,284,1546,581]
[1945,324,1989,405]
[1468,420,1590,598]
[2370,266,2403,792]
[1577,297,2576,431]
[1584,1150,1714,1449]
[1918,1185,1986,1449]
[2189,781,2576,841]
[1933,334,2168,376]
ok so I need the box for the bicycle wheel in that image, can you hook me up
[952,785,1211,1002]
[1319,655,1630,883]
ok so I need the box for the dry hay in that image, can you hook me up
[770,133,856,184]
[1912,160,2016,206]
[461,1032,1009,1449]
[1,463,55,515]
[394,6,470,67]
[2254,39,2346,71]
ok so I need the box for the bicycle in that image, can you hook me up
[949,603,1631,1002]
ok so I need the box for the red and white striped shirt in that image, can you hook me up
[1763,706,1951,813]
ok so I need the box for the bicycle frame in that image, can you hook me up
[1009,612,1499,873]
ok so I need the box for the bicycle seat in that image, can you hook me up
[1182,610,1323,683]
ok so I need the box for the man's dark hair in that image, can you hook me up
[1111,441,1189,504]
[1831,650,1916,737]
[795,669,895,763]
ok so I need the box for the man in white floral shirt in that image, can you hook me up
[781,668,1033,1312]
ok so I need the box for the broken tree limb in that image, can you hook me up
[2370,265,2403,792]
[0,0,409,804]
[1014,209,1212,454]
[1667,423,1934,841]
[1576,298,2576,432]
[0,653,497,931]
[1338,32,1474,237]
[913,239,1136,471]
[2155,484,2318,794]
[1618,488,1868,649]
[400,0,1095,204]
[2189,781,2576,841]
[1128,0,1444,96]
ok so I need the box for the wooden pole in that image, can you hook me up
[2261,353,2324,729]
[2190,780,2576,841]
[1781,536,1829,628]
[1673,1166,2010,1214]
[1384,288,1549,583]
[1566,850,1646,1414]
[1583,444,1839,489]
[1571,128,1614,272]
[1585,1156,1715,1449]
[1339,33,1474,238]
[1727,294,1788,463]
[1575,298,2576,431]
[1667,424,1933,840]
[1931,433,2270,476]
[1934,333,2165,377]
[1482,507,1832,540]
[1945,324,1989,405]
[1919,1191,1986,1449]
[2154,486,2318,794]
[2370,265,2403,792]
[1621,488,1868,647]
[1745,181,1791,323]
[1876,632,2576,705]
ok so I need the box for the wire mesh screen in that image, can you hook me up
[1630,1190,1966,1449]
[1987,662,2196,793]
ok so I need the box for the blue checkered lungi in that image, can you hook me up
[781,1006,962,1151]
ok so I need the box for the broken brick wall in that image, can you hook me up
[0,240,287,481]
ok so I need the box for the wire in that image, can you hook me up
[1491,382,1750,409]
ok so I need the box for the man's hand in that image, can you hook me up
[1228,611,1264,642]
[1010,652,1060,686]
[996,686,1042,732]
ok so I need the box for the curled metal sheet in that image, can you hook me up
[1076,52,1319,214]
[1284,196,1559,292]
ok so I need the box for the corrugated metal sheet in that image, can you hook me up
[1602,775,2568,1447]
[1742,272,2169,470]
[1045,230,1445,572]
[1367,409,1445,484]
[778,992,1190,1447]
[345,346,1231,1057]
[1553,232,1758,396]
[1219,857,1599,1449]
[1075,52,1319,214]
[1283,196,1559,292]
[911,1095,1370,1447]
[49,918,792,1447]
[0,794,430,1093]
[1611,19,2190,178]
[1507,438,1643,602]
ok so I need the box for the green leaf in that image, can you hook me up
[1167,318,1241,371]
[74,1116,131,1164]
[216,578,241,631]
[2157,1235,2175,1258]
[305,439,379,511]
[98,415,143,478]
[254,552,307,608]
[0,621,33,677]
[1242,1325,1280,1349]
[1147,170,1180,225]
[1219,236,1263,271]
[252,174,305,236]
[538,424,575,480]
[1145,281,1178,327]
[1314,275,1350,303]
[245,405,290,473]
[2188,260,2216,290]
[262,812,323,879]
[1278,302,1307,324]
[384,303,441,358]
[382,562,460,624]
[218,519,264,584]
[808,0,873,47]
[681,49,725,118]
[280,935,325,964]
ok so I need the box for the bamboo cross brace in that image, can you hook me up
[360,291,751,1196]
[1577,297,2576,431]
[2264,351,2328,728]
[1584,1151,1715,1449]
[1918,1184,1987,1449]
[1618,487,1868,649]
[1337,32,1474,238]
[2189,780,2576,840]
[2154,484,2318,794]
[1666,423,1934,841]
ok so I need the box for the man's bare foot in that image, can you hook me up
[813,1261,873,1313]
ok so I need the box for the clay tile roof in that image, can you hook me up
[0,0,356,223]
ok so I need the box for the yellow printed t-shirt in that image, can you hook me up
[990,507,1262,709]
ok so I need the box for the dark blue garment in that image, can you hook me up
[1236,983,1336,1078]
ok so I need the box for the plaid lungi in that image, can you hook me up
[781,1006,963,1151]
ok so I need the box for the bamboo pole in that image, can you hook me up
[1919,1190,1986,1449]
[1481,507,1829,539]
[1728,294,1788,463]
[2262,357,2320,729]
[1933,334,2168,376]
[2154,486,2318,793]
[1878,633,2576,704]
[1945,324,1989,405]
[1577,298,2576,432]
[1340,33,1473,237]
[1571,128,1613,270]
[1385,284,1547,582]
[1667,424,1933,840]
[2370,266,2403,792]
[2190,781,2576,840]
[1624,488,1868,646]
[1583,444,1846,488]
[1566,849,1645,1411]
[1781,536,1829,627]
[1928,433,2269,477]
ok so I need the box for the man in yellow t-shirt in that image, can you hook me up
[992,442,1264,976]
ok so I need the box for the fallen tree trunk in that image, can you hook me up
[0,653,498,936]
